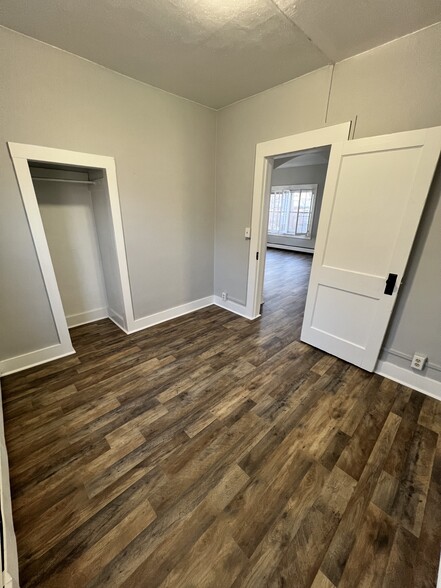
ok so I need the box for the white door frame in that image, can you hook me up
[8,142,136,359]
[245,122,352,319]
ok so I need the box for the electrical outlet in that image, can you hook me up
[411,353,427,371]
[221,292,227,301]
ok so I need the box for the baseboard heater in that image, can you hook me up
[267,243,314,254]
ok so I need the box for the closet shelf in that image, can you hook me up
[32,177,97,185]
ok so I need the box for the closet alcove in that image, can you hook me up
[30,162,109,328]
[7,141,137,361]
[28,160,130,340]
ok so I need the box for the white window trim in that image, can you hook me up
[268,183,318,239]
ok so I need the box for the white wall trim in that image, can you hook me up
[1,298,215,375]
[0,344,75,377]
[213,296,255,320]
[0,382,20,588]
[7,142,136,353]
[382,347,441,373]
[108,309,129,334]
[375,359,441,401]
[0,294,259,375]
[128,296,215,334]
[66,307,108,329]
[245,122,352,319]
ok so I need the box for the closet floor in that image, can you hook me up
[1,250,440,587]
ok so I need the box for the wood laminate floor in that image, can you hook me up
[2,249,441,587]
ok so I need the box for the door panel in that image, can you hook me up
[322,147,421,276]
[301,127,441,372]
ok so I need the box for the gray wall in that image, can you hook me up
[0,26,216,362]
[380,164,441,382]
[215,65,333,306]
[215,22,441,381]
[1,22,441,384]
[268,163,329,250]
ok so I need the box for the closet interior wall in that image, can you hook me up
[30,162,123,332]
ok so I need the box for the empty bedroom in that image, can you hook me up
[0,1,441,586]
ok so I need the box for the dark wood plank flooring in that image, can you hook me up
[2,249,440,587]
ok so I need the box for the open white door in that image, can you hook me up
[301,126,441,372]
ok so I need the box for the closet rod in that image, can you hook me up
[32,177,97,185]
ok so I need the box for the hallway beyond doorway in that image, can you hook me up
[262,248,312,338]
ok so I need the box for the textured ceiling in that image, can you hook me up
[1,0,440,108]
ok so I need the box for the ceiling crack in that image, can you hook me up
[267,0,334,64]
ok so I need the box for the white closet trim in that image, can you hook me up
[7,142,136,367]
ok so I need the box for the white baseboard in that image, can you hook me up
[0,344,75,377]
[108,316,129,334]
[0,297,218,376]
[375,359,441,401]
[66,307,108,328]
[108,309,128,333]
[382,347,441,374]
[213,296,256,320]
[0,382,19,587]
[3,572,18,588]
[128,296,215,334]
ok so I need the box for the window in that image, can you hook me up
[268,184,317,238]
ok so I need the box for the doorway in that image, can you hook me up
[8,143,135,361]
[247,124,441,373]
[261,145,331,317]
[246,122,351,319]
[245,122,351,320]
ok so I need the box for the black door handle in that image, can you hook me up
[384,273,398,295]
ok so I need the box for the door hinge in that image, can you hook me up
[256,252,259,260]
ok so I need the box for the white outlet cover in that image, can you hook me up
[411,353,427,370]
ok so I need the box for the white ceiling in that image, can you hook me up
[1,0,440,109]
[274,146,330,168]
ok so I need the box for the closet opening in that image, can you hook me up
[8,143,135,361]
[30,162,113,330]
